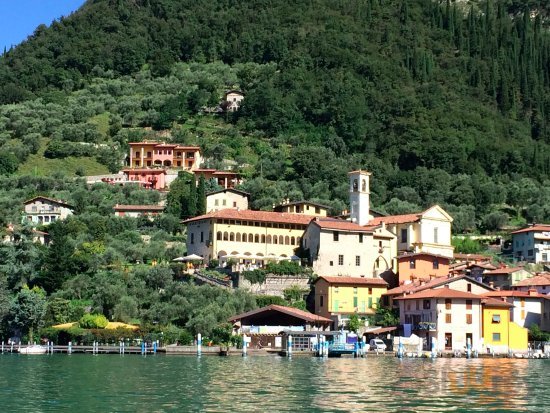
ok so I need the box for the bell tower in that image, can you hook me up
[348,170,371,226]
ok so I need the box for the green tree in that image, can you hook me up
[9,285,47,342]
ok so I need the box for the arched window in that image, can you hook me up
[216,231,222,241]
[362,179,367,192]
[279,235,284,245]
[223,232,229,241]
[291,236,296,245]
[267,235,272,244]
[230,232,235,241]
[254,234,260,243]
[242,233,247,242]
[285,236,290,245]
[296,237,301,246]
[249,233,254,243]
[353,178,358,191]
[273,236,278,245]
[236,233,241,242]
[261,235,266,243]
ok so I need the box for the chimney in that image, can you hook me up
[528,288,537,296]
[489,282,494,288]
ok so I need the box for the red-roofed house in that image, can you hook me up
[122,168,167,190]
[368,205,454,259]
[183,209,314,265]
[483,289,545,329]
[301,216,396,278]
[396,252,450,284]
[511,224,550,264]
[313,276,388,328]
[129,142,201,170]
[482,267,533,290]
[23,196,74,225]
[513,273,550,295]
[113,204,164,218]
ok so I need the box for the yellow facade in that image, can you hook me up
[483,305,528,352]
[314,277,387,320]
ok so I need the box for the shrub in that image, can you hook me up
[79,313,109,329]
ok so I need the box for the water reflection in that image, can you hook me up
[0,354,547,412]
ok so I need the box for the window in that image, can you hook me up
[401,228,408,243]
[528,249,534,257]
[492,314,501,324]
[190,233,194,244]
[216,231,222,240]
[433,260,439,270]
[329,261,334,266]
[368,288,373,294]
[368,297,373,308]
[333,231,339,241]
[445,299,451,310]
[521,310,526,319]
[409,259,416,269]
[359,234,363,243]
[315,207,320,214]
[233,202,237,208]
[466,300,472,310]
[416,300,420,310]
[467,283,472,292]
[434,227,438,244]
[445,314,452,323]
[353,287,358,294]
[492,333,501,342]
[466,314,472,324]
[320,296,324,307]
[353,297,358,307]
[423,300,431,309]
[338,255,344,265]
[223,200,227,206]
[334,287,339,294]
[200,232,204,243]
[355,256,361,266]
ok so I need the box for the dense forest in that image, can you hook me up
[0,0,549,342]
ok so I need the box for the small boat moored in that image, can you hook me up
[18,345,47,355]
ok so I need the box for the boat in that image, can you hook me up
[18,345,47,354]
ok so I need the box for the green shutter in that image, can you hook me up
[368,297,373,308]
[333,300,339,312]
[353,297,358,307]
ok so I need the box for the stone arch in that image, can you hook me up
[163,160,172,167]
[373,256,389,272]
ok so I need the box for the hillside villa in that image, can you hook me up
[511,224,550,264]
[23,196,74,225]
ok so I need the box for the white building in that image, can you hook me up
[483,290,544,329]
[113,204,164,218]
[206,189,249,213]
[23,196,74,225]
[223,90,244,112]
[510,224,550,264]
[513,273,550,295]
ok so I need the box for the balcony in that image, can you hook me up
[413,322,436,331]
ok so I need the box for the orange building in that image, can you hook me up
[396,252,450,284]
[128,142,201,170]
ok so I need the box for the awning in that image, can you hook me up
[173,254,204,262]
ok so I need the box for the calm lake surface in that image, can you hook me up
[0,354,548,412]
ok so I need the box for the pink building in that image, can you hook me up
[122,168,167,190]
[128,142,202,170]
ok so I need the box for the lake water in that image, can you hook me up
[0,354,548,412]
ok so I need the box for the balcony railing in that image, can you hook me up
[413,322,436,331]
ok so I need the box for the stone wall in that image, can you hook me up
[237,274,310,297]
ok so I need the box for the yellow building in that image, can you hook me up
[273,200,329,217]
[183,209,313,265]
[482,297,528,353]
[313,276,388,328]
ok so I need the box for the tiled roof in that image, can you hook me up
[23,196,74,209]
[397,252,451,261]
[113,204,164,211]
[122,168,166,173]
[395,288,483,300]
[468,262,497,270]
[314,276,388,286]
[312,218,374,233]
[385,274,493,296]
[453,253,492,261]
[481,297,514,308]
[510,224,550,234]
[207,188,250,197]
[275,200,330,210]
[484,290,544,299]
[485,267,525,275]
[368,213,421,226]
[513,274,550,287]
[228,304,332,323]
[182,208,314,225]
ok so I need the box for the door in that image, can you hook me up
[466,333,473,348]
[445,333,452,350]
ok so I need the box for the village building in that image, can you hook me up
[481,297,528,354]
[183,209,312,265]
[396,252,450,285]
[510,224,550,264]
[302,217,396,278]
[273,200,329,217]
[128,142,201,170]
[122,168,167,190]
[229,304,331,349]
[512,272,550,295]
[113,204,164,218]
[482,267,533,290]
[463,262,497,281]
[313,276,388,329]
[194,168,242,189]
[223,90,244,112]
[483,290,545,329]
[3,224,49,245]
[206,188,249,213]
[368,205,454,259]
[23,196,74,226]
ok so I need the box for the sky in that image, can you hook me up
[0,0,86,52]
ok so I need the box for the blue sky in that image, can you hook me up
[0,0,86,52]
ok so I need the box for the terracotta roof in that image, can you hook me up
[395,288,483,300]
[397,252,451,261]
[483,290,544,299]
[275,200,330,209]
[314,276,388,286]
[228,304,332,324]
[453,253,492,261]
[513,274,550,287]
[468,262,497,270]
[485,267,526,275]
[311,218,374,233]
[385,274,494,296]
[182,208,314,225]
[113,204,164,212]
[510,224,550,234]
[122,168,166,173]
[368,213,421,226]
[481,297,514,308]
[23,196,74,209]
[207,188,250,197]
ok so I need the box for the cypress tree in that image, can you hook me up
[197,174,206,215]
[187,178,197,218]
